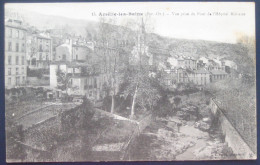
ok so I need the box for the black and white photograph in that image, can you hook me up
[4,2,256,162]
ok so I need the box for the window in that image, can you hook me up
[8,56,11,65]
[39,53,42,60]
[16,76,20,85]
[21,43,25,52]
[76,55,78,60]
[16,68,19,75]
[32,58,36,65]
[8,42,12,51]
[22,77,25,84]
[21,31,24,39]
[62,54,66,61]
[22,56,25,65]
[16,43,19,52]
[8,68,11,75]
[16,56,19,65]
[16,30,19,38]
[9,29,12,38]
[21,67,24,74]
[39,44,43,52]
[46,53,49,60]
[89,90,93,97]
[8,77,11,84]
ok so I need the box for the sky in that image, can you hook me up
[5,2,255,43]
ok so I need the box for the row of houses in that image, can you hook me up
[161,55,237,87]
[162,68,229,87]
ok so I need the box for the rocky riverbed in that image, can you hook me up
[128,115,235,160]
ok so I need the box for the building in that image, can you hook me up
[207,59,225,71]
[177,67,189,83]
[50,61,111,101]
[55,40,73,62]
[27,33,52,69]
[189,69,211,85]
[167,56,197,70]
[130,18,154,66]
[184,57,197,69]
[35,34,52,69]
[72,44,94,62]
[5,18,27,88]
[222,60,238,72]
[176,68,211,86]
[210,70,229,82]
[160,70,177,88]
[55,39,95,63]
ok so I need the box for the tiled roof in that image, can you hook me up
[36,34,51,40]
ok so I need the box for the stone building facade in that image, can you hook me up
[5,18,27,88]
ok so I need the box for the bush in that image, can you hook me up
[154,95,175,117]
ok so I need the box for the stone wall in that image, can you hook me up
[210,98,256,159]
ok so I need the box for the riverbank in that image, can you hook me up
[129,115,234,160]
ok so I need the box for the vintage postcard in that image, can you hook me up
[4,2,256,162]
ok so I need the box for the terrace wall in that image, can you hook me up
[210,98,256,159]
[23,104,82,161]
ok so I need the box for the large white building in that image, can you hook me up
[50,61,112,100]
[5,18,27,88]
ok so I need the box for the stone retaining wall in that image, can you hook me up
[210,98,256,159]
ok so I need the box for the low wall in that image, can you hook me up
[210,98,256,159]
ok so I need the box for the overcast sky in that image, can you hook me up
[5,2,255,43]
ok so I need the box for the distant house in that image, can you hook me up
[177,67,189,83]
[36,34,52,69]
[49,61,110,101]
[72,44,94,62]
[223,60,238,70]
[207,59,225,71]
[210,70,229,82]
[184,57,197,69]
[55,40,73,62]
[199,57,209,64]
[167,56,197,70]
[27,33,52,69]
[167,57,178,68]
[189,69,211,85]
[161,70,177,87]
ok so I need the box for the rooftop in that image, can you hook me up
[194,69,211,74]
[5,18,27,31]
[36,33,51,40]
[210,70,228,75]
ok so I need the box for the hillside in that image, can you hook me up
[147,33,255,76]
[5,6,255,77]
[5,7,99,36]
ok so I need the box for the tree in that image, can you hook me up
[97,17,129,114]
[123,66,160,119]
[173,97,181,108]
[56,69,72,96]
[121,17,160,119]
